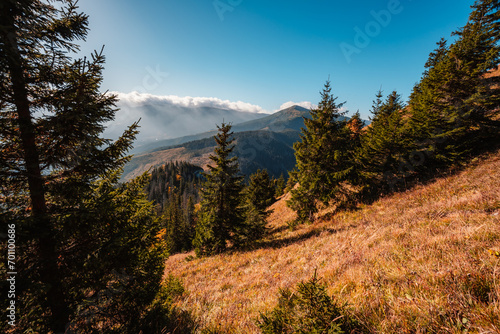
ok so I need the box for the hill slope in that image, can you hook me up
[123,130,300,180]
[122,105,315,180]
[133,105,312,154]
[111,101,268,153]
[165,151,500,333]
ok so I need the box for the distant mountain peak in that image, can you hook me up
[289,105,310,111]
[279,105,310,113]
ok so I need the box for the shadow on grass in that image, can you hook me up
[233,223,358,255]
[229,141,500,257]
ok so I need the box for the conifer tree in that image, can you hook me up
[236,169,276,245]
[193,123,245,256]
[182,196,197,250]
[257,274,360,333]
[358,91,409,192]
[347,110,364,149]
[246,169,276,213]
[164,192,184,253]
[407,0,500,167]
[0,1,170,331]
[287,81,356,222]
[1,2,92,328]
[62,172,169,332]
[275,173,286,197]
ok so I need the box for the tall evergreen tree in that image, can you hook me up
[62,172,169,332]
[287,81,356,223]
[193,123,245,256]
[164,192,184,253]
[182,196,197,250]
[0,1,169,331]
[274,173,286,198]
[237,169,276,245]
[407,0,500,168]
[358,91,409,192]
[1,2,91,328]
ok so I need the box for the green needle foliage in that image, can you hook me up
[193,122,245,256]
[257,274,360,334]
[274,173,286,198]
[407,0,500,170]
[246,169,276,213]
[357,90,410,194]
[287,0,499,221]
[288,81,357,223]
[147,161,202,254]
[0,1,181,332]
[238,169,277,246]
[63,171,169,333]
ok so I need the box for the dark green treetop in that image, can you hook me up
[193,122,245,256]
[288,80,356,223]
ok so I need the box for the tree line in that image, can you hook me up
[288,0,500,223]
[144,129,285,256]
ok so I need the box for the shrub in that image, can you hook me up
[257,273,361,334]
[138,275,196,334]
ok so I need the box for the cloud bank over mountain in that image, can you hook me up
[103,92,269,148]
[115,92,269,114]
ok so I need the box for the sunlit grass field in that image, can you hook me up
[165,151,500,333]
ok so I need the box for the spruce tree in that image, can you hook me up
[182,196,197,251]
[275,173,286,197]
[237,169,276,246]
[0,1,169,331]
[193,123,245,256]
[0,2,91,328]
[257,274,360,333]
[246,169,276,213]
[358,91,409,192]
[287,81,356,223]
[164,192,184,253]
[407,0,500,168]
[62,172,169,332]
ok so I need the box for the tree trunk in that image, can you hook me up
[2,13,70,333]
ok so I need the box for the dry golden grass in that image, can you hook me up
[164,151,500,333]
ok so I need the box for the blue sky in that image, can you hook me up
[77,0,473,118]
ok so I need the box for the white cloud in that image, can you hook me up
[112,91,269,114]
[278,101,317,111]
[103,92,272,146]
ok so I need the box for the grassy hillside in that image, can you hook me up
[164,150,500,333]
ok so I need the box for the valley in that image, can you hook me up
[122,105,329,180]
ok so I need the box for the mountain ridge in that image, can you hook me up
[113,103,269,154]
[122,105,364,181]
[135,105,313,154]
